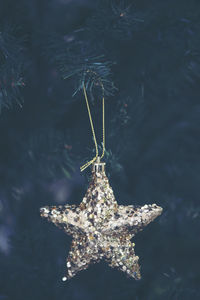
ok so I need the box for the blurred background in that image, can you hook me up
[0,0,200,299]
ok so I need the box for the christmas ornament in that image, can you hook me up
[40,157,162,281]
[40,84,163,280]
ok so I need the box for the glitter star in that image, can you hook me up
[40,159,163,281]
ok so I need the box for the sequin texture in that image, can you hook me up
[40,161,163,281]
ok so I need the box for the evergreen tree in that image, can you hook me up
[0,1,200,299]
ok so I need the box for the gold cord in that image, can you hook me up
[80,84,105,172]
[101,93,105,159]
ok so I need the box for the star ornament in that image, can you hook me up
[40,159,163,281]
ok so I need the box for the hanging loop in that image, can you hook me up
[80,84,105,172]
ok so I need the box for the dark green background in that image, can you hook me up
[0,0,200,299]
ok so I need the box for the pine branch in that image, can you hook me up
[87,0,145,41]
[0,26,26,111]
[45,30,116,99]
[24,129,77,181]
